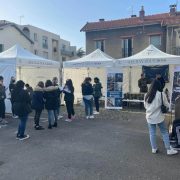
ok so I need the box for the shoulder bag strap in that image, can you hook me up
[161,92,164,105]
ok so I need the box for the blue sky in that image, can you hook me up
[0,0,178,50]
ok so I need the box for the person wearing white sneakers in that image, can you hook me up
[82,77,94,119]
[63,79,75,123]
[144,79,178,155]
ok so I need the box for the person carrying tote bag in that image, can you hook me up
[144,79,178,155]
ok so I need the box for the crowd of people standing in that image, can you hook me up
[0,76,102,141]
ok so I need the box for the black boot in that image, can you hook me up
[53,122,57,127]
[48,124,52,129]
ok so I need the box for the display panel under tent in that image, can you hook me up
[0,44,60,113]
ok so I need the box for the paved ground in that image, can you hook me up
[0,106,180,180]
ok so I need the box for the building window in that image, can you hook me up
[95,40,105,52]
[34,33,38,41]
[150,35,161,48]
[122,38,133,57]
[0,44,4,52]
[34,49,38,55]
[43,51,48,59]
[23,27,30,38]
[42,36,48,49]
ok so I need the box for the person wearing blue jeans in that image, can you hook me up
[44,80,60,129]
[81,77,94,119]
[83,98,93,117]
[47,110,55,128]
[148,121,170,150]
[11,80,31,140]
[18,115,28,138]
[144,79,178,155]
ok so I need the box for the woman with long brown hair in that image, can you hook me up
[144,79,177,155]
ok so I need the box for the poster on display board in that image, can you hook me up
[171,66,180,109]
[105,67,123,109]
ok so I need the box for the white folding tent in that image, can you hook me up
[63,49,114,68]
[63,49,114,102]
[0,44,60,113]
[115,44,180,93]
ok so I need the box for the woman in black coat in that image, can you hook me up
[63,79,75,122]
[43,80,60,129]
[31,81,45,130]
[12,80,31,140]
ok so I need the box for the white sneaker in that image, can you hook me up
[89,115,94,119]
[152,149,158,154]
[58,115,63,120]
[13,115,18,119]
[19,134,30,141]
[93,111,99,115]
[167,148,178,155]
[86,116,89,119]
[1,119,8,124]
[65,119,72,122]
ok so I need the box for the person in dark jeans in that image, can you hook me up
[93,77,102,114]
[82,77,94,119]
[44,80,60,129]
[12,80,32,140]
[63,79,75,122]
[31,81,45,130]
[0,76,7,125]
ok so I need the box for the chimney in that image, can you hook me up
[139,6,145,20]
[169,4,176,16]
[99,18,105,22]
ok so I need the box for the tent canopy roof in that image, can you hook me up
[63,49,114,68]
[0,44,60,68]
[116,44,180,67]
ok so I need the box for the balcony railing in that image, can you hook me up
[122,48,133,58]
[61,49,75,57]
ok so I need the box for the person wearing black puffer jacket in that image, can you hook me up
[81,77,94,119]
[43,80,60,129]
[31,81,45,130]
[12,80,31,140]
[63,79,75,122]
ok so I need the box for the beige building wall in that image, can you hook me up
[19,25,62,62]
[0,26,32,51]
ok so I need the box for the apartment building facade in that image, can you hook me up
[81,5,180,58]
[60,38,77,62]
[0,20,77,64]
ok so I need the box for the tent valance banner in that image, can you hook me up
[105,68,123,109]
[63,49,114,68]
[0,44,60,68]
[115,45,180,67]
[171,66,180,109]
